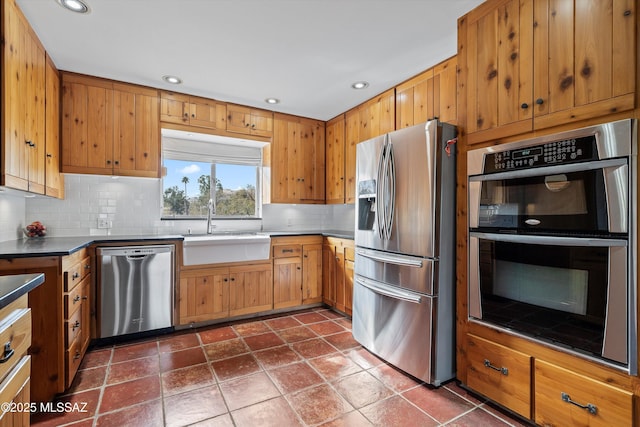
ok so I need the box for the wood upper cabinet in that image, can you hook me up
[459,0,636,145]
[344,109,359,204]
[160,91,226,130]
[226,104,273,138]
[325,114,346,204]
[1,0,47,194]
[359,89,395,142]
[433,56,458,125]
[396,68,434,129]
[272,113,325,203]
[45,55,64,198]
[62,73,160,177]
[113,83,160,177]
[531,0,636,130]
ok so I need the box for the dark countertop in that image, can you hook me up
[0,273,44,309]
[0,231,354,259]
[266,230,355,240]
[0,235,184,259]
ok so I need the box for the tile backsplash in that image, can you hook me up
[0,189,26,242]
[20,174,354,239]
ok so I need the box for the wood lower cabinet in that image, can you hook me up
[179,262,273,323]
[322,237,354,315]
[62,73,160,177]
[535,359,633,427]
[272,236,323,309]
[466,334,531,419]
[0,249,91,403]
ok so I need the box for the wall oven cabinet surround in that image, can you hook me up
[467,119,637,373]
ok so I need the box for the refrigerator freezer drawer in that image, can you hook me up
[352,276,454,386]
[355,247,436,295]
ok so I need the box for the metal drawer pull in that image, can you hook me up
[483,359,508,376]
[73,295,81,303]
[561,392,597,415]
[0,342,14,364]
[72,272,80,280]
[72,320,81,331]
[282,249,294,253]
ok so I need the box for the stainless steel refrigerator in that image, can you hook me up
[352,119,456,386]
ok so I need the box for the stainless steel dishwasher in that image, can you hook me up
[97,245,175,338]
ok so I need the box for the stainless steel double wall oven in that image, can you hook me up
[467,119,637,374]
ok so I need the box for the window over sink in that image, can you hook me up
[161,129,265,219]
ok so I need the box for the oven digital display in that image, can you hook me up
[483,135,597,173]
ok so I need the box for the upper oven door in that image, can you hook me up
[468,158,628,235]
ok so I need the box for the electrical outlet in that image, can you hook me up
[97,218,111,229]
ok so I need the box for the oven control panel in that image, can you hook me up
[484,135,596,173]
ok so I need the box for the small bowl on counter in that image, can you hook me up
[24,221,47,238]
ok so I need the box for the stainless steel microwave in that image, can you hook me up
[467,119,637,374]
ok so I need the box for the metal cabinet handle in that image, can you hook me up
[46,153,53,158]
[84,264,91,270]
[72,272,80,280]
[536,98,544,105]
[521,103,529,109]
[73,295,81,303]
[82,295,88,300]
[282,249,294,253]
[483,359,508,376]
[73,351,81,360]
[561,392,597,415]
[0,342,14,364]
[72,320,81,331]
[25,140,35,148]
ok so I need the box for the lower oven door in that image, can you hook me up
[353,275,439,384]
[469,232,633,372]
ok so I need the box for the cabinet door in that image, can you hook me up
[45,56,64,198]
[302,244,323,305]
[535,359,633,427]
[0,356,30,427]
[25,31,46,194]
[273,257,302,309]
[299,118,325,201]
[113,84,160,177]
[61,75,114,174]
[344,109,359,204]
[359,89,395,142]
[160,92,188,124]
[334,249,346,313]
[343,247,354,316]
[188,96,220,129]
[532,0,636,130]
[322,244,337,307]
[80,279,91,353]
[463,0,533,144]
[325,115,346,204]
[466,334,532,418]
[395,69,434,129]
[433,56,457,125]
[179,268,230,324]
[229,264,273,316]
[249,109,273,138]
[226,105,252,135]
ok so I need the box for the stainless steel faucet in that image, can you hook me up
[207,198,214,234]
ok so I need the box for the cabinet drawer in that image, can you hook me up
[0,355,30,425]
[535,359,633,427]
[65,275,88,317]
[65,307,82,345]
[64,255,90,292]
[273,244,302,258]
[466,334,531,419]
[0,309,31,384]
[65,336,83,387]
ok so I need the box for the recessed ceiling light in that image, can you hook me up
[162,75,182,85]
[265,98,280,105]
[351,81,369,90]
[56,0,90,13]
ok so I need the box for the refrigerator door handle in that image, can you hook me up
[376,141,387,240]
[356,248,425,267]
[386,140,396,239]
[356,276,422,304]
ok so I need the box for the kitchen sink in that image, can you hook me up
[182,232,271,265]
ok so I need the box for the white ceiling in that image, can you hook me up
[17,0,484,121]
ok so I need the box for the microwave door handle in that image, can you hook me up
[356,276,422,304]
[376,143,386,240]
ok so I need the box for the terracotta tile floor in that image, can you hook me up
[31,307,532,427]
